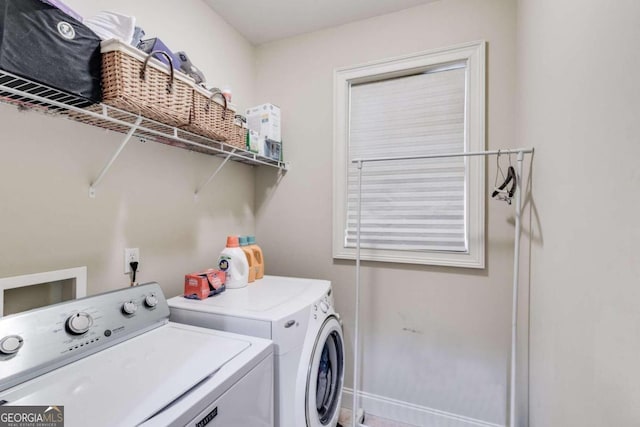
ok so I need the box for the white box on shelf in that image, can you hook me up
[246,103,281,143]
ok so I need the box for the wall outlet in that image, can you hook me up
[124,248,140,274]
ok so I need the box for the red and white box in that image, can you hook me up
[184,269,226,300]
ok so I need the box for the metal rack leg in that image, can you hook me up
[352,160,365,427]
[509,150,524,427]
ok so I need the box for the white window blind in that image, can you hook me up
[334,41,485,267]
[346,65,468,252]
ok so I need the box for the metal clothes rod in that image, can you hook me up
[349,147,533,427]
[351,147,534,164]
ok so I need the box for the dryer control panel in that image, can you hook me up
[272,288,336,355]
[0,282,169,393]
[311,290,334,321]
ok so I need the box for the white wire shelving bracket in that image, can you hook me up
[194,148,236,199]
[349,147,534,427]
[0,70,289,198]
[89,116,143,198]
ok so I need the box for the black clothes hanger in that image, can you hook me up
[492,165,516,199]
[492,150,517,204]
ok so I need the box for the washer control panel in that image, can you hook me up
[0,282,169,392]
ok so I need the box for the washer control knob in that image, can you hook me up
[66,312,93,335]
[144,294,158,308]
[0,335,23,355]
[320,302,329,313]
[122,301,138,315]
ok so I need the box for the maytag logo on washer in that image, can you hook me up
[0,405,64,427]
[196,406,217,427]
[57,21,75,40]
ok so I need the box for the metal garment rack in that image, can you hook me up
[349,147,534,427]
[0,70,288,198]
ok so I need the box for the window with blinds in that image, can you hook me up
[333,41,485,267]
[346,65,467,252]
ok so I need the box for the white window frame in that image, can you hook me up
[332,41,486,268]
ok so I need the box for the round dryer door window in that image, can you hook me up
[306,316,345,426]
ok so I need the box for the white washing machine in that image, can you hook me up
[0,282,274,427]
[168,275,345,427]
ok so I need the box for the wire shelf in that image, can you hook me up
[0,69,287,170]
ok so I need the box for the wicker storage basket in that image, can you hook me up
[228,122,248,150]
[183,86,234,141]
[100,39,193,127]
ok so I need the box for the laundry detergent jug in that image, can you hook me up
[247,235,264,279]
[239,236,256,283]
[218,236,249,289]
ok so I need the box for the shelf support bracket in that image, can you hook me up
[89,117,143,198]
[194,149,237,199]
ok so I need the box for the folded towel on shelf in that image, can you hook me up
[83,11,136,44]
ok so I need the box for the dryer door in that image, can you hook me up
[305,316,345,427]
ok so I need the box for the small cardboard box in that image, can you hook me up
[246,103,281,143]
[184,269,226,300]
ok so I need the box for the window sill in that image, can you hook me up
[332,246,484,269]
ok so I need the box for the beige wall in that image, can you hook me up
[254,0,518,424]
[518,0,640,426]
[0,0,257,300]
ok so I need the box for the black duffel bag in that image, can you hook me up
[0,0,101,105]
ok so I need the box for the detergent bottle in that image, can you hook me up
[247,235,264,279]
[239,236,256,283]
[218,236,249,288]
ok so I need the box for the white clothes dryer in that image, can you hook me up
[168,276,345,427]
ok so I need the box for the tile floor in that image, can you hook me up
[338,408,418,427]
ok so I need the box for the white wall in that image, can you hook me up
[254,0,518,424]
[517,0,640,426]
[0,0,257,300]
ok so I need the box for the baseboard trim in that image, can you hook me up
[342,388,503,427]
